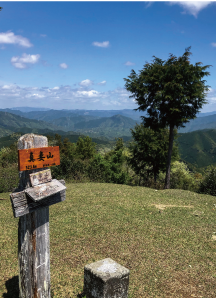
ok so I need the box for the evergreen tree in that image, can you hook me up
[124,46,212,188]
[75,136,96,160]
[128,124,179,184]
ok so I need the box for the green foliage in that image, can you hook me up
[128,124,179,183]
[124,46,211,130]
[51,136,130,184]
[75,136,96,160]
[177,129,216,169]
[0,146,17,167]
[0,163,19,193]
[159,161,199,191]
[0,143,19,192]
[124,46,212,188]
[87,138,130,184]
[54,133,63,150]
[198,165,216,196]
[51,155,88,182]
[87,154,113,182]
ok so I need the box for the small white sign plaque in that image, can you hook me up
[29,169,52,187]
[25,179,66,202]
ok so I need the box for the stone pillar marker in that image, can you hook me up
[84,258,130,298]
[9,133,66,298]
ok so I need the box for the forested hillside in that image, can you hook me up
[178,114,216,133]
[177,129,216,169]
[0,108,147,121]
[71,114,139,139]
[3,108,216,172]
[0,111,63,137]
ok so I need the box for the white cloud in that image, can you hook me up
[211,43,216,47]
[25,93,45,99]
[92,41,109,48]
[167,1,214,18]
[124,61,135,66]
[11,53,40,69]
[79,79,93,87]
[76,90,99,97]
[0,83,215,111]
[59,63,68,69]
[0,31,32,47]
[2,85,12,90]
[98,81,106,86]
[0,84,135,109]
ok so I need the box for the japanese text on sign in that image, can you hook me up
[18,146,60,171]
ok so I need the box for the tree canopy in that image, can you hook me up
[128,124,179,184]
[124,46,212,188]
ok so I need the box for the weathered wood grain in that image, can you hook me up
[17,134,51,298]
[10,180,66,218]
[18,146,60,171]
[26,179,66,202]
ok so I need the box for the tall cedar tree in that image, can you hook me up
[124,46,212,189]
[129,125,179,184]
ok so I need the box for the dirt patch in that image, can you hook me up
[150,204,194,211]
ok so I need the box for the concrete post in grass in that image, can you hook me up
[83,258,130,298]
[9,133,66,298]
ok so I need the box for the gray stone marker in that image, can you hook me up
[9,133,66,298]
[84,258,130,298]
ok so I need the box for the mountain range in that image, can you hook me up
[0,109,141,139]
[2,107,216,137]
[177,129,216,170]
[2,107,216,171]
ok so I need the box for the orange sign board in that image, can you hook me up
[18,146,60,171]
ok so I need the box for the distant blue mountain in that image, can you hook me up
[11,107,51,112]
[196,111,216,117]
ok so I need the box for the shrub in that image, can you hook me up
[198,165,216,196]
[51,154,89,182]
[0,146,17,167]
[0,163,19,193]
[75,136,96,160]
[87,154,112,183]
[158,161,198,191]
[88,153,131,184]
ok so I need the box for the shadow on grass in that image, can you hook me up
[77,292,86,298]
[3,276,19,298]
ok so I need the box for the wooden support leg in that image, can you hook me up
[18,207,50,298]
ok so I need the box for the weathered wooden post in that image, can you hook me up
[10,133,66,298]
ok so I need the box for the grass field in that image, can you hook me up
[1,182,216,298]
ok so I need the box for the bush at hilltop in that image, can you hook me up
[198,165,216,196]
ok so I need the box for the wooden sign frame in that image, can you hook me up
[25,179,66,202]
[18,146,60,171]
[10,179,66,218]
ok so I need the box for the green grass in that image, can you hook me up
[1,183,216,297]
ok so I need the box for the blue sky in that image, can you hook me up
[0,1,216,112]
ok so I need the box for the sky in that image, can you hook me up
[0,1,216,112]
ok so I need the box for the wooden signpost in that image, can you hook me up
[18,146,60,171]
[10,133,66,298]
